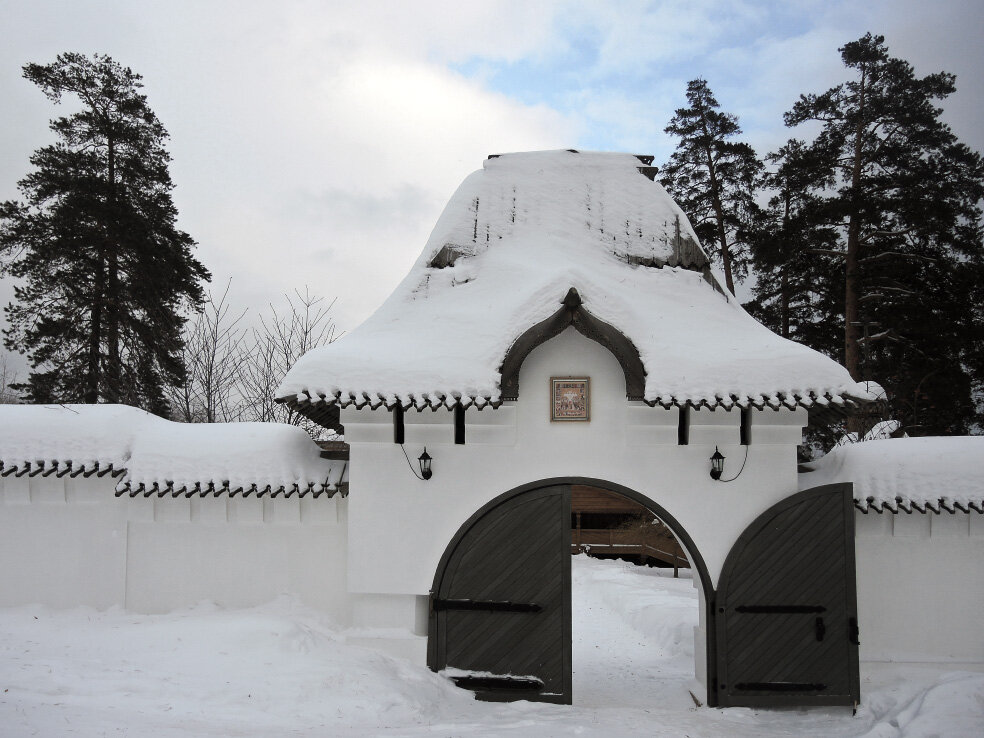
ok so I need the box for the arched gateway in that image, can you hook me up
[427,479,713,705]
[277,150,877,709]
[428,479,858,708]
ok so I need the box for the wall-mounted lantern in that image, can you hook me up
[418,448,433,480]
[400,445,434,481]
[710,445,749,483]
[709,447,725,480]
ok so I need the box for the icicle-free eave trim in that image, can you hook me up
[0,458,349,500]
[114,460,349,500]
[282,390,502,413]
[283,388,867,414]
[854,495,984,514]
[112,477,348,500]
[0,459,126,479]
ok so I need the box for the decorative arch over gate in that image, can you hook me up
[498,289,647,401]
[427,477,718,705]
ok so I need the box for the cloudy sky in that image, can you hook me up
[1,0,981,375]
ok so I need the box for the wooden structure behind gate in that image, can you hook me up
[571,485,689,570]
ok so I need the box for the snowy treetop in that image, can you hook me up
[799,436,984,512]
[278,150,875,412]
[0,404,346,496]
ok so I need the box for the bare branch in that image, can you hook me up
[238,287,339,438]
[807,248,848,258]
[861,250,936,264]
[0,354,21,403]
[166,279,247,422]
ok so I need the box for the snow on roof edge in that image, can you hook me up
[276,151,874,412]
[799,436,984,512]
[0,404,347,499]
[283,384,874,415]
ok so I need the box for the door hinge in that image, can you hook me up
[735,604,826,614]
[432,598,542,613]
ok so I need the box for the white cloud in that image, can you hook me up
[590,0,763,72]
[552,1,982,164]
[0,1,577,340]
[310,0,568,65]
[178,51,575,327]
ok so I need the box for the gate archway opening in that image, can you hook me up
[571,484,691,574]
[427,477,717,707]
[569,483,705,710]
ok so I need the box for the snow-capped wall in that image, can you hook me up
[0,404,347,496]
[853,511,984,662]
[0,471,351,619]
[0,406,351,619]
[800,436,984,511]
[801,437,984,662]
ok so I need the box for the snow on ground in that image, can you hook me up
[2,556,982,737]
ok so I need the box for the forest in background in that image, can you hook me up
[659,33,983,446]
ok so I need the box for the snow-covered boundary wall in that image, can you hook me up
[0,459,351,622]
[854,510,984,662]
[802,438,984,663]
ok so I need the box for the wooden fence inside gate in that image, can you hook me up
[571,485,690,571]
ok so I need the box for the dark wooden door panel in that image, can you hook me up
[716,484,860,707]
[431,485,572,703]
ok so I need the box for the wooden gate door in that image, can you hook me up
[715,483,860,707]
[428,485,572,704]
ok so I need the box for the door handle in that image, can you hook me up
[815,617,825,641]
[849,617,860,646]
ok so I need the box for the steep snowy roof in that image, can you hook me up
[278,150,875,416]
[799,437,984,513]
[0,404,347,498]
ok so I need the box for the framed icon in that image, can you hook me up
[550,377,590,422]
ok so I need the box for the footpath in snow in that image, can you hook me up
[1,555,982,737]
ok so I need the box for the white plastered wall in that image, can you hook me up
[0,473,351,624]
[4,330,978,674]
[854,510,984,662]
[344,327,809,669]
[0,474,128,609]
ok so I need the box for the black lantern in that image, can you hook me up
[418,448,433,480]
[709,446,725,480]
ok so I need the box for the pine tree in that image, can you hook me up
[0,53,210,414]
[782,33,984,435]
[745,140,842,351]
[660,79,763,294]
[746,141,861,455]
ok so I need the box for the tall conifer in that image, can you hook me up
[745,140,841,352]
[783,34,984,435]
[0,53,210,414]
[661,79,762,294]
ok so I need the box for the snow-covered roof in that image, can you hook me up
[278,150,875,416]
[798,437,984,513]
[0,405,347,498]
